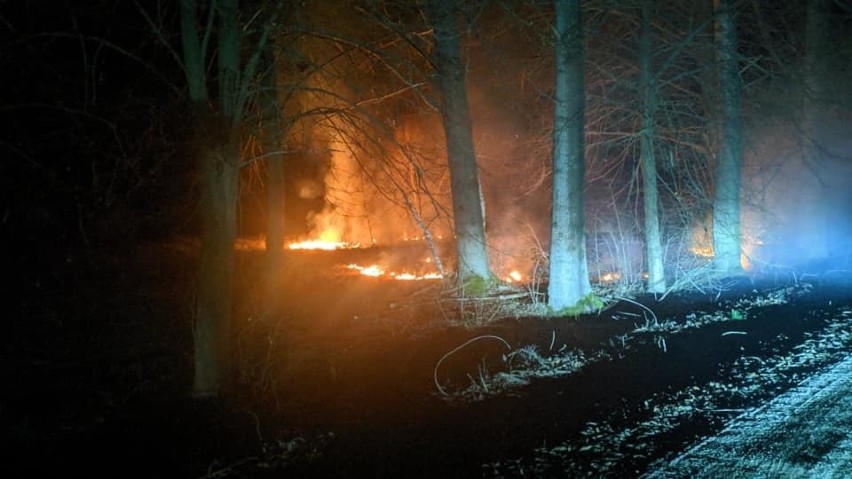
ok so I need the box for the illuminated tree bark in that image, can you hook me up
[424,0,491,285]
[180,0,277,397]
[711,0,743,275]
[548,0,591,311]
[639,0,666,293]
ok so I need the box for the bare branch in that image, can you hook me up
[133,0,185,73]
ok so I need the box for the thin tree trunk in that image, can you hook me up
[217,0,241,121]
[803,0,829,152]
[179,0,207,102]
[425,0,491,285]
[548,0,591,311]
[712,0,743,275]
[800,0,830,259]
[640,0,666,293]
[262,43,286,314]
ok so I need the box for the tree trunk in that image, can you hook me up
[179,0,207,102]
[193,140,239,397]
[712,0,743,275]
[425,0,491,285]
[800,0,830,260]
[217,0,241,121]
[803,0,829,154]
[262,42,286,314]
[640,0,666,293]
[180,0,243,398]
[548,0,592,311]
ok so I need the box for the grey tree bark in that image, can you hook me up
[711,0,743,275]
[548,0,592,311]
[424,0,491,286]
[640,0,666,293]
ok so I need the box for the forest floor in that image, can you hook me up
[4,240,852,478]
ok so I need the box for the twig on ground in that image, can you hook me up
[614,296,658,325]
[433,335,512,396]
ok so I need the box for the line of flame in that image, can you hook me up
[346,263,443,281]
[288,240,358,250]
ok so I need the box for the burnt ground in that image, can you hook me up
[4,241,852,478]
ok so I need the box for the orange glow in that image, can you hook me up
[346,263,442,281]
[505,270,524,283]
[689,235,760,270]
[392,272,443,281]
[690,245,715,258]
[234,237,267,251]
[348,264,384,277]
[288,228,360,250]
[600,272,621,282]
[288,239,356,250]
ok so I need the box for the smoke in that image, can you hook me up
[741,130,852,271]
[297,179,323,200]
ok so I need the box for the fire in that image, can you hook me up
[231,235,359,251]
[350,264,384,277]
[505,270,524,283]
[690,245,715,258]
[287,229,359,250]
[234,237,267,251]
[288,239,356,250]
[599,272,621,282]
[393,272,443,281]
[346,263,442,281]
[689,238,761,270]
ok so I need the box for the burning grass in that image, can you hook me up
[235,233,536,288]
[345,263,443,281]
[288,239,359,250]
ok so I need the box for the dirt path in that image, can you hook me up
[645,353,852,478]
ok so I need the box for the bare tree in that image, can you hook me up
[548,0,592,311]
[639,0,666,293]
[179,0,278,397]
[711,0,743,275]
[274,4,452,263]
[424,0,491,286]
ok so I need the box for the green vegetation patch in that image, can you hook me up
[555,293,605,318]
[462,274,498,296]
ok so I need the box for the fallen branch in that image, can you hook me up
[614,296,658,326]
[433,335,512,396]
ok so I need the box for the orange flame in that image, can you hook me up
[504,270,524,283]
[599,272,621,282]
[288,228,359,250]
[288,239,356,250]
[346,263,442,281]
